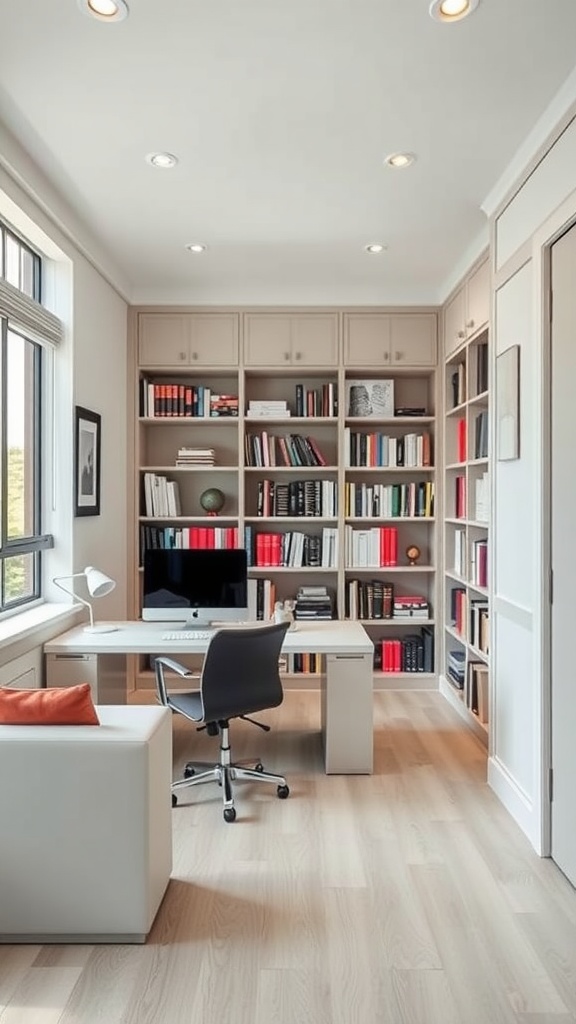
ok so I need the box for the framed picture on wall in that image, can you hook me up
[74,406,101,516]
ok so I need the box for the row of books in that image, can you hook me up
[474,410,489,460]
[246,527,338,568]
[467,660,489,723]
[140,525,240,553]
[245,432,327,467]
[448,649,465,688]
[345,578,430,621]
[256,479,337,518]
[140,380,239,418]
[283,652,324,674]
[143,473,181,518]
[344,525,399,567]
[295,383,337,418]
[450,363,466,409]
[450,588,489,653]
[344,429,432,468]
[374,628,434,673]
[344,480,434,519]
[453,530,488,587]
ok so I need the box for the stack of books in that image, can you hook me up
[392,595,430,620]
[246,400,290,418]
[447,649,466,689]
[210,394,238,416]
[294,586,333,621]
[175,447,216,466]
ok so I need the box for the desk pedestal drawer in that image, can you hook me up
[322,653,373,774]
[45,653,126,704]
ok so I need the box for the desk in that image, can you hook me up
[44,620,374,774]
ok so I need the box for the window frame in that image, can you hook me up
[0,220,54,613]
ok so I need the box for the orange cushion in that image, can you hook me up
[0,684,100,725]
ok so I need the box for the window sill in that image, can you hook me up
[0,603,82,658]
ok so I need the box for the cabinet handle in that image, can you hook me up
[294,351,302,360]
[466,319,475,329]
[284,352,290,361]
[179,351,186,360]
[457,330,466,339]
[383,351,389,361]
[395,351,402,361]
[192,351,198,360]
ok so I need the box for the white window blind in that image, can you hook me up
[0,277,63,346]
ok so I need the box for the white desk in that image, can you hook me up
[44,620,374,774]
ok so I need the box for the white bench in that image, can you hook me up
[0,705,172,943]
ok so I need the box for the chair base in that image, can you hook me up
[172,762,289,821]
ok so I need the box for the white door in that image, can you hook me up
[550,223,576,885]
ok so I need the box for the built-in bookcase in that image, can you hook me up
[440,263,490,743]
[129,308,439,690]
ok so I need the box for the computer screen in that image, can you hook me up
[142,548,249,626]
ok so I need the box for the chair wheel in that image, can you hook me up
[254,762,264,772]
[277,785,290,799]
[183,765,195,779]
[172,793,178,807]
[223,807,236,823]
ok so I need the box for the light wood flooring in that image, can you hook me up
[2,689,576,1024]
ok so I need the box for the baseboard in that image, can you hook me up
[487,755,541,853]
[0,932,147,944]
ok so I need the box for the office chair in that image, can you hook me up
[154,621,290,822]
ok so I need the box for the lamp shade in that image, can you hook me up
[85,566,115,599]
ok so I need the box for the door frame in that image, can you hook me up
[537,204,576,857]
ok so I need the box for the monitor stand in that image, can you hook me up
[182,616,212,630]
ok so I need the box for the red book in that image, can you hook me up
[189,526,200,549]
[262,534,272,567]
[457,418,467,462]
[256,534,265,567]
[389,527,398,567]
[271,533,282,566]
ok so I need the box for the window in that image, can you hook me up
[0,221,57,612]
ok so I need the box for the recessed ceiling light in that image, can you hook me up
[77,0,129,21]
[146,152,178,169]
[384,152,416,169]
[364,244,386,255]
[429,0,479,23]
[185,243,207,254]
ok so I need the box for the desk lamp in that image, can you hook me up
[53,566,118,633]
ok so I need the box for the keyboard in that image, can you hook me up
[161,630,214,641]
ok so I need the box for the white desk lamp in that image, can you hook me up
[53,566,118,633]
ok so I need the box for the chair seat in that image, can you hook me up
[168,691,203,720]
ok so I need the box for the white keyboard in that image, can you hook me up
[161,630,213,641]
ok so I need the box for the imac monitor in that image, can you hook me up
[142,548,248,627]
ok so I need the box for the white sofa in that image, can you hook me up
[0,705,172,943]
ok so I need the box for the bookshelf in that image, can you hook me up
[440,259,490,742]
[129,308,439,690]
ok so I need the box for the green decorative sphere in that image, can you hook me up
[200,487,226,515]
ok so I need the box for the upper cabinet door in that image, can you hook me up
[244,315,293,366]
[389,314,437,366]
[466,259,490,336]
[290,314,339,366]
[138,314,191,366]
[443,287,466,357]
[190,314,239,365]
[344,315,391,366]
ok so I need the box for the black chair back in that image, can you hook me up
[199,622,289,722]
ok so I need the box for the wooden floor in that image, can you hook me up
[2,690,576,1024]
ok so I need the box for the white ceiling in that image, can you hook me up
[1,0,576,306]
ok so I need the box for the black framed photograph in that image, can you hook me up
[74,406,101,516]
